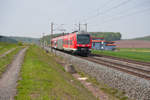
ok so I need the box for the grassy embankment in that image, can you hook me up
[0,46,22,76]
[0,42,18,55]
[92,48,150,62]
[15,46,97,100]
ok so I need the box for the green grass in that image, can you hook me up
[0,42,18,55]
[133,35,150,41]
[15,45,98,100]
[119,48,150,52]
[92,48,150,62]
[0,47,22,76]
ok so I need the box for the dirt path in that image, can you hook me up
[0,48,16,58]
[0,47,27,100]
[72,73,109,100]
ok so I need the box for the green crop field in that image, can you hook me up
[0,42,18,55]
[0,47,22,76]
[15,46,97,100]
[92,48,150,62]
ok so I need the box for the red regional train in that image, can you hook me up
[51,32,92,56]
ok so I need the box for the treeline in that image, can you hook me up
[0,36,18,43]
[41,32,122,45]
[132,35,150,41]
[10,37,40,44]
[0,35,40,44]
[89,32,121,41]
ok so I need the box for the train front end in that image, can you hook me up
[75,33,92,56]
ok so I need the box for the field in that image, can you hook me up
[0,42,18,55]
[116,40,150,48]
[92,48,150,62]
[0,41,148,100]
[0,42,22,76]
[15,46,97,100]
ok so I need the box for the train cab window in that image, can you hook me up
[77,34,90,44]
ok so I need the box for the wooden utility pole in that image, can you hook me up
[50,22,54,52]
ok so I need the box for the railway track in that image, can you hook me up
[81,56,150,80]
[45,48,150,80]
[92,54,150,67]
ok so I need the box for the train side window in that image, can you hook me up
[72,38,73,43]
[64,40,66,45]
[66,40,68,45]
[64,40,67,45]
[70,40,72,45]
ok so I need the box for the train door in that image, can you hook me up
[57,39,63,50]
[70,36,74,49]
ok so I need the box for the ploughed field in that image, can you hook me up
[116,40,150,48]
[92,48,150,62]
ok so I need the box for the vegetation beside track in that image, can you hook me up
[92,48,150,62]
[15,45,97,100]
[0,42,18,55]
[0,47,22,76]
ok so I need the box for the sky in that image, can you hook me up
[0,0,150,39]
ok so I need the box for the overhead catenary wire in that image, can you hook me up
[52,1,150,33]
[87,0,150,26]
[100,6,150,26]
[82,0,133,23]
[80,0,115,22]
[76,0,132,31]
[98,0,150,22]
[88,6,150,29]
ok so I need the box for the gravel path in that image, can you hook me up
[0,48,16,58]
[0,47,27,100]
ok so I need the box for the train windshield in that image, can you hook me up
[77,34,90,44]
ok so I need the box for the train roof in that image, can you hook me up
[51,32,91,41]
